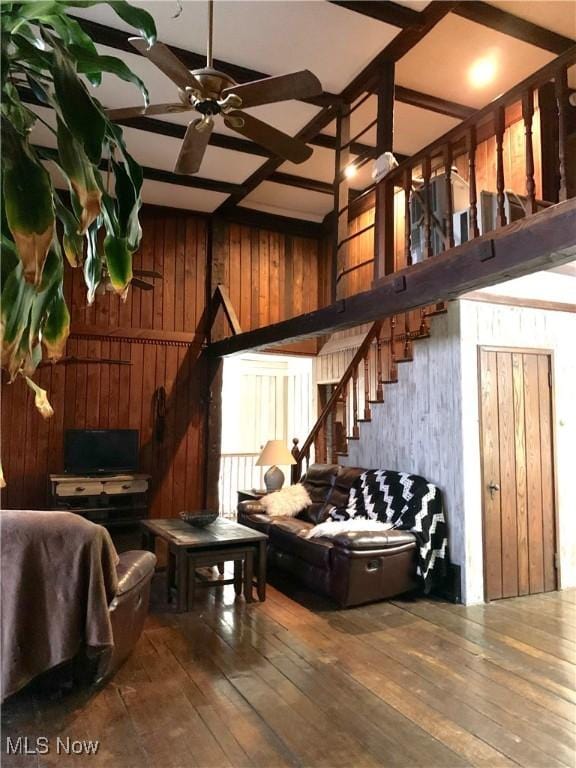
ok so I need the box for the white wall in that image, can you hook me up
[344,300,576,603]
[343,309,469,597]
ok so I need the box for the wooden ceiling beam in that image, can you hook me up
[327,1,422,29]
[72,16,340,109]
[394,85,474,120]
[453,2,575,55]
[208,198,576,355]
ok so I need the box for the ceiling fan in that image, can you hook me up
[106,0,323,174]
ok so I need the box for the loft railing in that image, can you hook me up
[374,46,576,280]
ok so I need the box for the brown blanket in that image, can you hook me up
[1,510,119,701]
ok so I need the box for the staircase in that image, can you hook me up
[291,302,447,480]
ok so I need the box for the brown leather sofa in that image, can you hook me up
[238,464,420,607]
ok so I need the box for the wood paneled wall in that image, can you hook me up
[211,220,322,354]
[1,208,328,512]
[1,207,210,515]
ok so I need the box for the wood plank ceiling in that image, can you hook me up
[29,0,576,223]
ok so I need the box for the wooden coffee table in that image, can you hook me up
[141,517,268,611]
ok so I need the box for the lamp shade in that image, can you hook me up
[256,440,296,466]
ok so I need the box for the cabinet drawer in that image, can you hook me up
[102,479,148,495]
[56,481,103,497]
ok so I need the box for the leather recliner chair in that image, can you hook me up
[238,464,420,608]
[99,549,157,680]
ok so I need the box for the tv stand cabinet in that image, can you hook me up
[49,473,150,528]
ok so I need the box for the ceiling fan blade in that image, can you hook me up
[129,37,205,93]
[133,269,163,279]
[131,278,154,291]
[175,118,214,175]
[224,111,313,164]
[106,102,193,121]
[221,70,322,109]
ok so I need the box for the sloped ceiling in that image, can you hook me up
[30,0,576,221]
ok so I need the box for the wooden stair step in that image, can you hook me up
[346,436,360,441]
[368,398,384,404]
[336,451,348,457]
[395,356,413,364]
[357,418,371,423]
[382,378,398,384]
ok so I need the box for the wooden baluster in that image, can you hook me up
[444,143,455,249]
[419,307,429,337]
[291,438,301,483]
[403,167,412,266]
[495,105,507,227]
[341,381,348,451]
[468,125,480,239]
[363,353,371,420]
[352,368,359,438]
[376,332,384,401]
[555,66,570,201]
[403,312,411,359]
[390,315,397,381]
[422,156,433,258]
[521,89,537,214]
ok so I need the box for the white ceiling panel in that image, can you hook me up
[71,0,401,93]
[241,181,334,221]
[487,1,576,40]
[279,145,333,184]
[396,14,555,108]
[394,102,460,156]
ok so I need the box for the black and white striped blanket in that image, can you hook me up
[329,469,448,593]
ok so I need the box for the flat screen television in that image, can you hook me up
[64,429,139,474]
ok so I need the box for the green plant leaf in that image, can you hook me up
[28,247,63,354]
[3,130,55,285]
[71,46,149,105]
[104,233,132,297]
[84,222,102,304]
[0,263,35,379]
[42,286,70,361]
[54,195,84,267]
[56,118,102,233]
[66,1,157,45]
[52,43,106,164]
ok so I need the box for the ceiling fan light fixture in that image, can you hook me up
[344,164,358,179]
[112,1,323,174]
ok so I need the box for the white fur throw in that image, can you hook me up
[260,484,312,517]
[305,519,393,539]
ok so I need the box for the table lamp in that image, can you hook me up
[256,440,296,492]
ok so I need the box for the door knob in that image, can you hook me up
[488,482,500,498]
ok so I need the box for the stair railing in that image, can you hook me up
[291,303,450,481]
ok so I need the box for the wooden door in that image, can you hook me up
[479,348,557,600]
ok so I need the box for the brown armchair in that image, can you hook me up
[0,510,156,700]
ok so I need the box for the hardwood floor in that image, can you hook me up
[2,576,575,768]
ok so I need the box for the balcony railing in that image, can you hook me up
[375,46,576,280]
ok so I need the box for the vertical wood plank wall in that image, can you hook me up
[1,207,210,515]
[1,210,325,512]
[211,221,321,354]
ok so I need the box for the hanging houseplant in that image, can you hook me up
[1,2,157,485]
